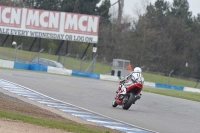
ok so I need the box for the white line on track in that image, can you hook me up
[0,79,158,133]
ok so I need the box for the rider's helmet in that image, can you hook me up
[132,67,143,83]
[133,67,142,73]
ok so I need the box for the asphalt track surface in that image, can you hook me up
[0,69,200,133]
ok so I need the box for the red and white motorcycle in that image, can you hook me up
[112,82,143,110]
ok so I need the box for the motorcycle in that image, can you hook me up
[112,82,143,110]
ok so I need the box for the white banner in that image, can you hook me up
[0,6,100,43]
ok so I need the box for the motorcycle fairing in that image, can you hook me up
[126,83,143,95]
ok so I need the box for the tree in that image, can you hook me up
[60,0,101,15]
[97,0,111,22]
[23,0,111,18]
[170,0,192,26]
[23,0,61,11]
[0,0,13,6]
[77,0,100,14]
[146,0,170,28]
[60,0,77,12]
[0,0,25,7]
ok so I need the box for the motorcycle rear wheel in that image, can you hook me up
[122,93,135,110]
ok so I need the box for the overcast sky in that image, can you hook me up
[105,0,199,17]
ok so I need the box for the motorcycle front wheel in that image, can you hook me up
[122,93,135,110]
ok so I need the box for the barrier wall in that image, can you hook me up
[72,70,100,79]
[155,83,184,91]
[47,67,72,75]
[29,64,47,72]
[13,62,47,72]
[14,62,30,70]
[0,59,200,93]
[144,81,155,88]
[99,75,120,81]
[0,59,14,69]
[184,87,200,93]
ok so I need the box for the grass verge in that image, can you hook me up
[0,110,110,133]
[143,73,200,88]
[143,87,200,102]
[1,46,200,88]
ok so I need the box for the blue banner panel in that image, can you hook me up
[155,83,184,91]
[72,70,100,79]
[29,64,47,72]
[14,62,30,70]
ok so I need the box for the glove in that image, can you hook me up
[119,80,125,85]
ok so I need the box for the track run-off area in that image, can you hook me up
[0,69,200,133]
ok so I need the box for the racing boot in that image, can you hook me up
[116,84,123,93]
[117,85,126,100]
[119,85,126,95]
[133,94,142,104]
[136,94,142,99]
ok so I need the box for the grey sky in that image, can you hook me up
[108,0,199,17]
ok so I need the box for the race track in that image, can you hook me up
[0,69,200,133]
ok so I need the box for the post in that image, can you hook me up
[38,48,44,63]
[30,48,44,63]
[80,56,86,71]
[38,38,41,52]
[12,41,17,62]
[63,53,70,68]
[29,37,37,51]
[2,35,10,46]
[91,44,97,73]
[15,45,21,62]
[55,40,65,55]
[12,35,14,45]
[66,41,69,55]
[81,43,91,59]
[168,70,174,85]
[85,54,98,72]
[194,79,200,88]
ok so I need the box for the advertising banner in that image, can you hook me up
[0,6,100,43]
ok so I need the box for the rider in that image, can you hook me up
[117,67,144,100]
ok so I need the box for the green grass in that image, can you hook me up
[143,72,200,88]
[0,110,110,133]
[1,46,200,88]
[0,47,111,74]
[143,87,200,102]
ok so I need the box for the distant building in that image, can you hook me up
[111,59,132,77]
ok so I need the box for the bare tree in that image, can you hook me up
[73,0,79,13]
[117,0,124,25]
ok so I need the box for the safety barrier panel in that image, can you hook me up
[29,64,47,72]
[184,87,200,93]
[12,61,47,72]
[0,59,14,69]
[144,81,155,88]
[14,62,30,70]
[99,74,120,81]
[47,66,72,76]
[72,70,100,79]
[155,83,184,91]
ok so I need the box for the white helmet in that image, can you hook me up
[134,67,142,73]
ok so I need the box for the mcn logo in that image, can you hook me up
[64,14,99,35]
[0,6,22,28]
[26,9,60,32]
